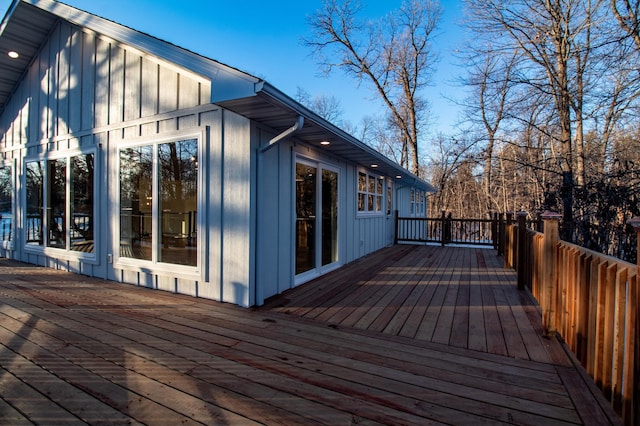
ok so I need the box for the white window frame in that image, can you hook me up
[386,179,393,216]
[0,160,15,250]
[410,189,426,218]
[357,169,384,217]
[23,149,98,261]
[115,130,204,278]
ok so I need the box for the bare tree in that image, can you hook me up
[611,0,640,49]
[304,0,442,176]
[295,87,345,124]
[459,49,518,211]
[463,0,608,238]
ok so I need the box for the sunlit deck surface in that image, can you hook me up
[0,246,621,425]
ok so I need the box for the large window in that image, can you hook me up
[119,138,198,267]
[357,171,383,214]
[0,165,13,243]
[48,159,66,248]
[25,153,95,251]
[26,161,44,245]
[71,155,95,252]
[411,189,426,217]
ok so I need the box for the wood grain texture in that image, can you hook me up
[0,245,621,424]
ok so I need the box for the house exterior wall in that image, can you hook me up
[255,132,400,304]
[0,12,433,308]
[0,21,255,307]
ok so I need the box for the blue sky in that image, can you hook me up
[0,0,467,138]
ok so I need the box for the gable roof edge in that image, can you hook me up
[25,0,260,101]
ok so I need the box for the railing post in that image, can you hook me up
[394,209,399,245]
[541,211,561,337]
[517,212,528,290]
[504,212,514,268]
[441,210,446,246]
[498,212,505,256]
[491,212,498,250]
[626,216,640,425]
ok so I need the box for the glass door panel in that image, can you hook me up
[321,169,338,266]
[295,163,316,275]
[296,161,339,279]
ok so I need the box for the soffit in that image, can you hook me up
[218,88,436,193]
[0,1,57,113]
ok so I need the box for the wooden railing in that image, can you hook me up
[505,212,639,426]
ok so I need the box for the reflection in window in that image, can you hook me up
[25,156,95,251]
[322,169,338,266]
[120,145,153,261]
[26,161,44,246]
[71,154,94,252]
[158,139,198,266]
[357,171,383,213]
[119,139,198,266]
[387,180,392,215]
[0,167,12,242]
[296,163,317,275]
[47,158,67,248]
[410,189,426,217]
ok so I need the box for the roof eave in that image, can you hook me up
[257,82,436,193]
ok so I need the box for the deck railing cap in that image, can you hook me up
[627,216,640,230]
[540,211,562,221]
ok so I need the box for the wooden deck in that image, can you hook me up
[264,245,551,362]
[0,246,622,425]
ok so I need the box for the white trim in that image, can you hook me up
[22,147,99,262]
[293,155,343,286]
[0,159,14,250]
[114,128,205,280]
[356,167,385,218]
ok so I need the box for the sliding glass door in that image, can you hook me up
[295,160,339,280]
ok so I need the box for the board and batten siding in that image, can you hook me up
[0,20,256,307]
[0,20,211,148]
[255,135,396,304]
[107,109,254,307]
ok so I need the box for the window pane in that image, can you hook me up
[26,161,44,246]
[358,193,365,211]
[375,195,382,211]
[367,194,374,211]
[0,167,12,242]
[376,178,383,195]
[120,145,153,260]
[368,175,375,193]
[71,154,94,253]
[158,139,198,266]
[47,159,67,248]
[387,182,392,215]
[358,172,366,191]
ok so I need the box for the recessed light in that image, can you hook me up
[371,164,378,168]
[7,51,19,59]
[320,141,330,146]
[396,175,402,179]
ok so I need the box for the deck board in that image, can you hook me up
[0,247,622,425]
